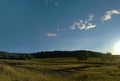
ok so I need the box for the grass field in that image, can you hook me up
[0,57,120,81]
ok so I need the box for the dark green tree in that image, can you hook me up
[101,54,107,62]
[76,52,90,63]
[25,54,33,60]
[19,55,26,60]
[101,53,115,63]
[106,53,115,63]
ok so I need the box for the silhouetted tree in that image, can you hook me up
[106,53,115,63]
[101,53,115,63]
[25,54,33,60]
[101,54,107,62]
[19,55,26,60]
[76,52,90,63]
[10,54,20,59]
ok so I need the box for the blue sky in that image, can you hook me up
[0,0,120,53]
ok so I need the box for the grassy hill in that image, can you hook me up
[0,50,120,81]
[0,57,120,81]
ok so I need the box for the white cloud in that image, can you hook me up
[70,20,84,30]
[101,9,120,22]
[70,25,76,30]
[46,33,58,37]
[79,20,84,23]
[88,14,94,20]
[78,24,86,30]
[70,14,96,30]
[70,22,77,30]
[86,23,96,30]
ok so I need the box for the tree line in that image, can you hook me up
[0,50,117,63]
[32,50,104,58]
[0,51,33,60]
[76,52,116,63]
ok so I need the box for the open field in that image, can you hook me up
[0,57,120,81]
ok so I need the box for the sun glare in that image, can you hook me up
[113,41,120,55]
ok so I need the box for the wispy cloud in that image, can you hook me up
[46,33,58,37]
[54,1,59,6]
[38,0,59,5]
[88,14,94,21]
[86,23,96,30]
[57,28,66,32]
[70,14,96,30]
[45,9,120,37]
[101,9,120,22]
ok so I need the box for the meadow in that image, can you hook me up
[0,57,120,81]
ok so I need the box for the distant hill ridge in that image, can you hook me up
[0,50,105,59]
[32,50,104,58]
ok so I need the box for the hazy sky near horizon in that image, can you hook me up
[0,0,120,53]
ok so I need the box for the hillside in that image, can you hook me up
[0,50,105,59]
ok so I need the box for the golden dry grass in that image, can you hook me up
[0,57,120,81]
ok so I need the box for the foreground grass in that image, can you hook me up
[0,57,120,81]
